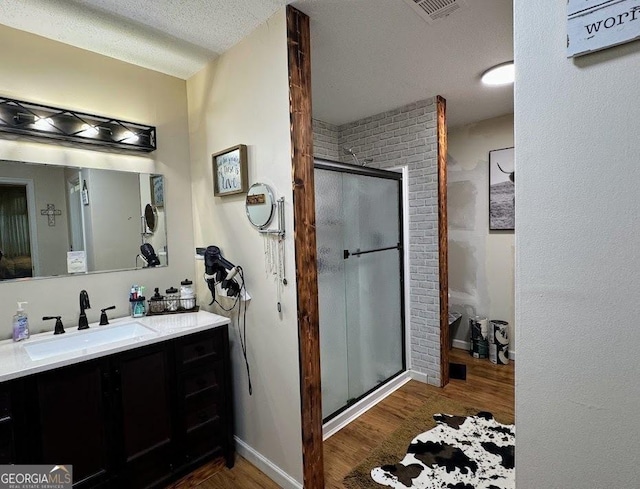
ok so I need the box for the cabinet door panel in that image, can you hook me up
[36,361,110,487]
[0,388,10,419]
[0,384,14,464]
[117,346,172,487]
[0,420,14,464]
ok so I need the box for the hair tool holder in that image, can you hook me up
[245,183,286,312]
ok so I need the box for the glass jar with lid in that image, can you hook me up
[180,279,195,310]
[165,287,179,312]
[149,288,165,314]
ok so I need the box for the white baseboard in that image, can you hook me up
[323,371,412,440]
[451,339,515,361]
[409,369,428,384]
[234,436,302,489]
[452,339,470,351]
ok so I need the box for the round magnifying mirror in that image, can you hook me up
[246,183,275,229]
[144,203,158,233]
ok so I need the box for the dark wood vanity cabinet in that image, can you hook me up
[34,359,113,488]
[113,344,174,489]
[174,328,235,469]
[2,325,233,489]
[0,384,17,464]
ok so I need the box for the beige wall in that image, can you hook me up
[515,0,640,487]
[447,113,515,355]
[0,25,194,337]
[187,9,303,487]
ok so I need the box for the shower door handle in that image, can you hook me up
[343,243,401,259]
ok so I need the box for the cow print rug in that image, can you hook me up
[370,412,514,489]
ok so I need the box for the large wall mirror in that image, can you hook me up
[0,159,167,282]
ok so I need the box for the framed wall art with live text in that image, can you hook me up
[213,144,248,197]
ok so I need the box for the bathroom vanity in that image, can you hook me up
[0,311,233,489]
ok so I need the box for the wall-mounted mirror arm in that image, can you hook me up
[140,215,153,242]
[245,184,286,306]
[258,197,285,239]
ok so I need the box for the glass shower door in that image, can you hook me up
[342,173,403,404]
[316,163,404,420]
[316,168,349,418]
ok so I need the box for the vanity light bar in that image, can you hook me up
[0,97,156,152]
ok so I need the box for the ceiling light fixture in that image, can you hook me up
[481,61,515,86]
[0,97,156,152]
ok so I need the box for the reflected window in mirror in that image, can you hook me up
[0,160,168,282]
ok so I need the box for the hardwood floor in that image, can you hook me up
[323,347,515,488]
[167,456,280,489]
[170,348,514,488]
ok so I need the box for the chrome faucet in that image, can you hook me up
[78,290,91,330]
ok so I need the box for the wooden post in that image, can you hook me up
[437,95,450,387]
[286,6,324,488]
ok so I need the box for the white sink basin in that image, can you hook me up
[24,322,157,361]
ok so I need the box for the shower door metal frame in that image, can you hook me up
[315,157,406,422]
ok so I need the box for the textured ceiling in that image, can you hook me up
[0,0,288,79]
[295,0,514,127]
[0,0,513,127]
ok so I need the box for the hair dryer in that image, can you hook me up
[140,243,161,267]
[202,246,241,301]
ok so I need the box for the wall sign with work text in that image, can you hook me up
[568,0,640,57]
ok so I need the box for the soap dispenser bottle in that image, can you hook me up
[13,301,30,342]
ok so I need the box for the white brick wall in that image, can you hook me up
[313,98,441,386]
[312,119,341,161]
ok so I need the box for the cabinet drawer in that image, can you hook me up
[185,389,220,431]
[0,420,15,464]
[122,439,172,489]
[184,420,222,464]
[184,362,222,398]
[180,331,222,364]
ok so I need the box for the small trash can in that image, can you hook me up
[489,320,509,365]
[469,316,489,359]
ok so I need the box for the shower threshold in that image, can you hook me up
[322,369,411,441]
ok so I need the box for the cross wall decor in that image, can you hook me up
[41,203,62,226]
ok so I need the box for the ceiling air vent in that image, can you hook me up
[403,0,468,24]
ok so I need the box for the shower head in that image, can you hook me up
[342,146,372,166]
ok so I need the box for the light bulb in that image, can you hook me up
[34,117,54,129]
[80,124,99,137]
[122,130,139,143]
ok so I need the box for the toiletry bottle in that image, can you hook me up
[13,301,30,342]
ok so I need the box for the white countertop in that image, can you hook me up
[0,310,230,383]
